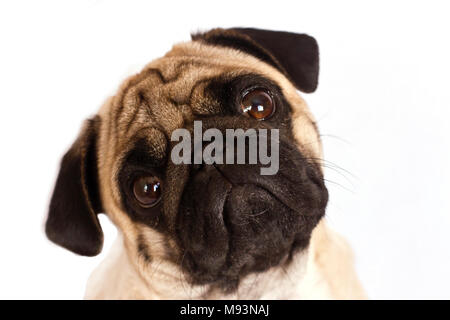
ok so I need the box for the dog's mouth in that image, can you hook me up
[175,149,328,291]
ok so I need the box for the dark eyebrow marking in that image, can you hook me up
[122,135,167,171]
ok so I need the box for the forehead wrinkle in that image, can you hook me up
[136,77,185,137]
[114,68,166,131]
[163,74,213,107]
[158,59,210,83]
[118,86,142,133]
[130,59,231,132]
[159,60,223,101]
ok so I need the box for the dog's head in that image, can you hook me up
[45,28,328,291]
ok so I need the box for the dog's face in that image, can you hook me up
[46,28,328,292]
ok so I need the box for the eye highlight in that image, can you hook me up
[240,88,275,120]
[132,175,162,208]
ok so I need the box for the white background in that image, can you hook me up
[0,1,449,299]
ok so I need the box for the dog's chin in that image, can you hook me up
[175,158,328,290]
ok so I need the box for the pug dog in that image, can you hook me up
[45,28,365,299]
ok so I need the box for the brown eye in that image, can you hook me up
[133,176,162,208]
[241,89,275,120]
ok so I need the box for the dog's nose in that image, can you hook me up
[176,162,233,277]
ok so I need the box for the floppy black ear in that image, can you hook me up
[45,117,103,256]
[192,28,319,93]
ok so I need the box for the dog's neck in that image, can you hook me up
[84,222,361,299]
